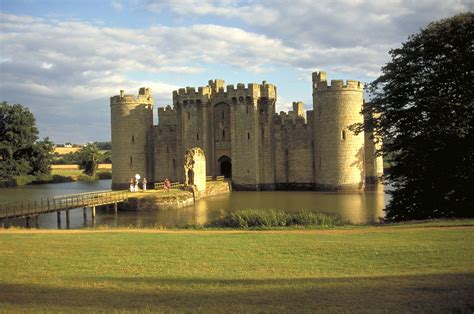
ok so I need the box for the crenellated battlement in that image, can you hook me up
[172,85,212,104]
[110,87,154,106]
[225,81,276,100]
[312,71,363,92]
[274,101,306,125]
[172,80,276,106]
[157,105,177,126]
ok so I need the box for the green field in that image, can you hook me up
[51,168,111,177]
[0,221,473,312]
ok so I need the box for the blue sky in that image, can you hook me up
[0,0,471,143]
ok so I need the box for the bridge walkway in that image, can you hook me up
[0,190,129,221]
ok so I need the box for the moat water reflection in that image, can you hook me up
[0,180,388,229]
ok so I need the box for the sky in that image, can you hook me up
[0,0,471,144]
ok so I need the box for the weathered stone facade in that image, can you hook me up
[183,147,206,192]
[110,71,383,191]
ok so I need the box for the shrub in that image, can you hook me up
[51,174,74,183]
[77,174,97,182]
[208,209,344,228]
[97,171,112,180]
[13,175,36,186]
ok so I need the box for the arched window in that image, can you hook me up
[130,156,133,164]
[187,112,190,120]
[131,135,134,143]
[222,129,225,140]
[197,133,199,140]
[247,132,250,140]
[341,130,346,140]
[246,106,249,114]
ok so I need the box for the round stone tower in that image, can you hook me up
[110,87,153,190]
[312,71,365,190]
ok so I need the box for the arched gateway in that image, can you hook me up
[218,155,232,178]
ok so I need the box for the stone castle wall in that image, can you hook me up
[110,88,153,189]
[313,72,365,190]
[110,71,382,191]
[274,115,314,189]
[154,106,178,182]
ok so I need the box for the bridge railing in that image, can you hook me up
[154,181,184,190]
[0,190,129,220]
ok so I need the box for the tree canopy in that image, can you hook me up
[357,13,473,220]
[0,102,53,180]
[77,143,100,177]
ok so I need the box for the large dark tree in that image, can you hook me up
[355,13,473,221]
[0,102,53,180]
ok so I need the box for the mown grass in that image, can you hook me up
[0,221,473,312]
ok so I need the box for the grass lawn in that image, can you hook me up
[51,169,112,177]
[50,168,84,177]
[0,221,473,312]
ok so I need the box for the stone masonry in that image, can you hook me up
[110,71,383,191]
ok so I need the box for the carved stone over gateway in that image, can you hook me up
[184,147,206,192]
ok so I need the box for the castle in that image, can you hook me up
[110,71,383,191]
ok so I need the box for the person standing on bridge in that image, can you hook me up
[134,177,139,192]
[164,178,170,192]
[142,178,147,191]
[129,178,134,192]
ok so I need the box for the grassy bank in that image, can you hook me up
[51,164,112,181]
[0,167,112,187]
[0,221,473,312]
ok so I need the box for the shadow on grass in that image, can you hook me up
[1,273,473,312]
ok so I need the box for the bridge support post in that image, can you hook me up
[57,212,61,229]
[66,210,70,229]
[114,202,118,214]
[26,216,30,228]
[92,206,96,226]
[83,208,87,221]
[35,215,39,228]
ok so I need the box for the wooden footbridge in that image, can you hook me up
[0,190,129,228]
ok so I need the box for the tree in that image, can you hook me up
[0,102,53,180]
[77,143,100,177]
[29,138,54,176]
[93,141,112,150]
[354,13,473,221]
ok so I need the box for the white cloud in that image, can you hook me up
[144,0,470,68]
[41,62,53,70]
[0,1,469,141]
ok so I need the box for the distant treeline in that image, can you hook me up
[55,141,111,150]
[52,150,111,165]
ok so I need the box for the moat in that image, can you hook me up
[0,180,388,228]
